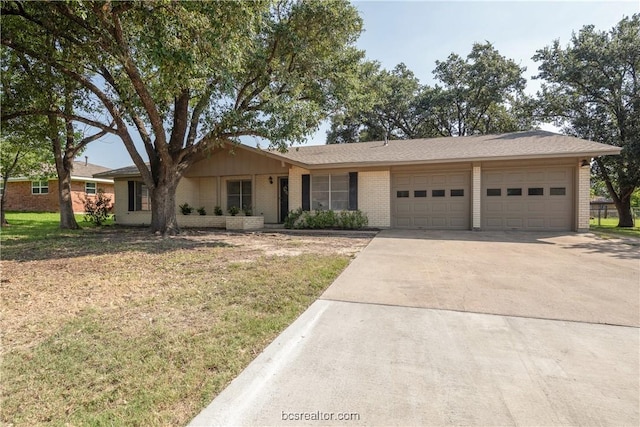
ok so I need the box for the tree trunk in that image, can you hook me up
[1,176,8,226]
[150,170,180,236]
[56,158,80,230]
[614,191,635,228]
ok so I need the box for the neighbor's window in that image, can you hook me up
[450,189,464,197]
[550,187,566,196]
[507,188,522,196]
[32,180,49,195]
[85,182,97,195]
[432,189,445,197]
[135,182,151,211]
[396,190,409,198]
[312,174,348,210]
[528,187,544,196]
[414,190,427,198]
[227,180,252,211]
[487,188,501,196]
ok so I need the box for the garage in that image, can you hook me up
[392,171,470,229]
[482,166,574,231]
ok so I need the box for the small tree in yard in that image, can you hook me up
[83,189,112,226]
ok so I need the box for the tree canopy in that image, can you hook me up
[327,42,533,143]
[534,14,640,227]
[1,0,364,234]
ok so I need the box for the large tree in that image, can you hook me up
[534,14,640,227]
[327,42,532,143]
[1,1,363,235]
[430,42,530,136]
[327,62,427,143]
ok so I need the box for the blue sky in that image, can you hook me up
[83,1,639,168]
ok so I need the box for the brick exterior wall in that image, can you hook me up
[3,180,114,213]
[577,159,591,232]
[358,170,391,228]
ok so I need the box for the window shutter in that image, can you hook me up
[348,172,358,211]
[302,174,310,211]
[127,181,135,211]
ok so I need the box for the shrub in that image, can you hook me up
[179,203,193,215]
[227,206,239,216]
[83,189,113,226]
[197,207,207,216]
[338,210,368,229]
[284,208,304,229]
[214,206,223,216]
[242,205,253,216]
[284,209,368,230]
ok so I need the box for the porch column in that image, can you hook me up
[216,176,221,207]
[576,158,591,232]
[472,163,481,230]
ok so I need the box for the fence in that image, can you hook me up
[590,205,640,226]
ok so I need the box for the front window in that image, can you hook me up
[32,180,49,195]
[227,180,252,211]
[135,182,150,211]
[85,182,97,195]
[312,174,349,210]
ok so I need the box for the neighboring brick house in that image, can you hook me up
[96,131,620,232]
[3,161,115,213]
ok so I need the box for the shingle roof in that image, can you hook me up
[96,131,621,177]
[72,161,112,178]
[271,130,621,168]
[93,163,146,178]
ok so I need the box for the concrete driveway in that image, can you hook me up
[189,230,639,426]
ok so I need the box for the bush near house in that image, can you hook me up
[284,208,369,230]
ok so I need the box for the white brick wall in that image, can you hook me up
[577,160,591,232]
[358,170,391,228]
[472,164,481,230]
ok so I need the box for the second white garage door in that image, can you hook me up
[392,171,470,229]
[482,166,574,231]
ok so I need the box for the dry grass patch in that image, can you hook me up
[1,222,372,426]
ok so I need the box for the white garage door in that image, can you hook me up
[482,166,574,231]
[392,171,470,229]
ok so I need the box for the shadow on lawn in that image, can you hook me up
[1,226,235,262]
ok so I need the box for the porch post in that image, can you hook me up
[472,163,481,230]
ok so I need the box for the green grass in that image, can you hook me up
[1,211,115,241]
[589,217,640,238]
[1,212,357,426]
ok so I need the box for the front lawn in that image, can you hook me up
[1,213,371,425]
[589,217,640,238]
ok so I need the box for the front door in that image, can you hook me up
[279,177,289,223]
